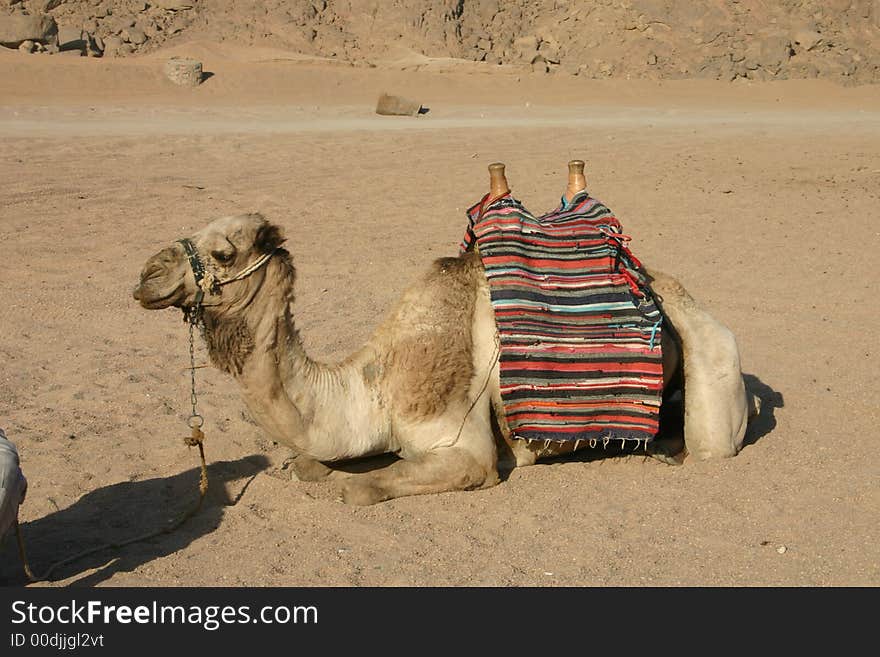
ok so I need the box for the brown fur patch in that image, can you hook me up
[254,221,286,255]
[271,249,297,302]
[382,253,480,420]
[204,315,256,375]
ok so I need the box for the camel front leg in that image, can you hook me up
[338,447,499,505]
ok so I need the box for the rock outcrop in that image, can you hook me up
[6,0,878,84]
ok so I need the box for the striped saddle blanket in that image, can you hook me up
[461,190,664,445]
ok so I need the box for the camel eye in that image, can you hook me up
[212,250,235,264]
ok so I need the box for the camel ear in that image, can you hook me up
[254,221,286,255]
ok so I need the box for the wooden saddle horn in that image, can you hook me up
[565,159,587,202]
[488,162,510,202]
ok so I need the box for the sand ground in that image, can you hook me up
[1,46,878,586]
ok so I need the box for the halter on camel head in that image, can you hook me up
[177,237,278,324]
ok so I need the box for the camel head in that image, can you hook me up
[133,213,287,314]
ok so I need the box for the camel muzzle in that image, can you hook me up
[133,245,189,309]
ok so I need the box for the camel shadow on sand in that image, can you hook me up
[0,455,269,587]
[741,373,784,447]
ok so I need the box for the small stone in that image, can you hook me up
[777,545,787,554]
[18,39,35,53]
[793,30,822,52]
[531,57,549,74]
[538,40,559,63]
[110,16,136,34]
[647,53,658,65]
[164,57,203,86]
[153,0,194,9]
[513,35,539,54]
[102,35,122,52]
[125,27,147,45]
[142,21,161,38]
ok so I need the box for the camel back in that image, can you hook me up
[461,190,664,446]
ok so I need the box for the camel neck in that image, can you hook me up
[220,256,337,458]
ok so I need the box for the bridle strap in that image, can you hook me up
[216,250,276,286]
[177,238,278,317]
[178,238,206,309]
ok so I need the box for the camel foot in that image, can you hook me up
[338,479,387,506]
[289,455,336,482]
[647,437,687,466]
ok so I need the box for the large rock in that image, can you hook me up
[0,13,57,48]
[27,1,64,11]
[57,25,86,53]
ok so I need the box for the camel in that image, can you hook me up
[134,162,758,505]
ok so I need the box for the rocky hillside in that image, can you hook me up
[3,0,879,83]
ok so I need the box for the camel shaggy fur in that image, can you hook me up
[134,213,757,505]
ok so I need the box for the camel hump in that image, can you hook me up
[643,267,697,312]
[431,251,483,279]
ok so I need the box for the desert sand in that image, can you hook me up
[0,43,878,587]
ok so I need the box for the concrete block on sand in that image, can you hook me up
[375,93,423,117]
[164,57,203,87]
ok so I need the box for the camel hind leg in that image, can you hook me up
[339,445,498,505]
[646,268,749,460]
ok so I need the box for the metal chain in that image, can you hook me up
[183,308,208,496]
[186,310,204,431]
